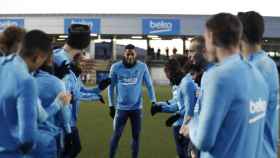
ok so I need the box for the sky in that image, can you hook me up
[0,0,279,16]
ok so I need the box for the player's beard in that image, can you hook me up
[122,58,136,68]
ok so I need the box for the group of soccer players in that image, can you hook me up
[0,10,278,158]
[0,24,111,158]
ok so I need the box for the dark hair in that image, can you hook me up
[164,58,184,85]
[206,13,243,48]
[190,36,205,53]
[193,52,208,70]
[67,24,91,50]
[238,11,264,44]
[0,26,25,55]
[190,53,208,86]
[20,30,51,58]
[165,55,192,85]
[125,44,135,50]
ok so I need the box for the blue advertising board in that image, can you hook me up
[0,19,24,32]
[64,18,100,34]
[142,19,180,35]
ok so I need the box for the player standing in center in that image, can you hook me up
[108,44,156,158]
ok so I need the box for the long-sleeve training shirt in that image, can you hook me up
[189,54,269,158]
[35,70,72,134]
[0,55,38,152]
[157,85,183,126]
[108,60,156,110]
[248,50,279,158]
[53,48,102,127]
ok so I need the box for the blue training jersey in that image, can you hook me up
[108,60,156,110]
[53,48,102,127]
[34,70,72,134]
[0,55,38,152]
[158,85,183,126]
[189,54,269,158]
[248,50,279,158]
[180,74,197,124]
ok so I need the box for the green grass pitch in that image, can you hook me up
[77,85,179,158]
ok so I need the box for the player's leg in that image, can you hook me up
[129,110,142,158]
[31,129,58,158]
[172,126,189,158]
[109,110,129,158]
[55,131,63,158]
[68,127,82,158]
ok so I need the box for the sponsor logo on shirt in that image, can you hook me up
[119,71,139,86]
[120,77,138,85]
[249,99,267,124]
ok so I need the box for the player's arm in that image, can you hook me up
[43,97,64,117]
[108,65,117,118]
[182,81,197,124]
[79,92,102,102]
[77,79,104,102]
[143,64,156,103]
[108,65,117,108]
[80,78,111,94]
[17,77,38,153]
[37,99,49,123]
[57,80,72,134]
[190,74,232,151]
[80,80,101,94]
[269,64,279,150]
[59,106,72,134]
[160,86,180,113]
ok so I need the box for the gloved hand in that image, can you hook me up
[99,94,105,104]
[109,106,116,119]
[98,78,111,91]
[165,113,181,127]
[18,142,33,155]
[150,102,162,116]
[54,61,70,79]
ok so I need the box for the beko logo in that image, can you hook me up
[249,99,267,114]
[248,99,267,124]
[149,20,173,33]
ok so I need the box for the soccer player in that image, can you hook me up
[238,11,279,158]
[186,37,210,158]
[151,55,196,158]
[0,30,52,158]
[0,26,71,158]
[180,13,269,158]
[108,44,156,158]
[53,24,111,158]
[0,26,25,56]
[34,55,72,158]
